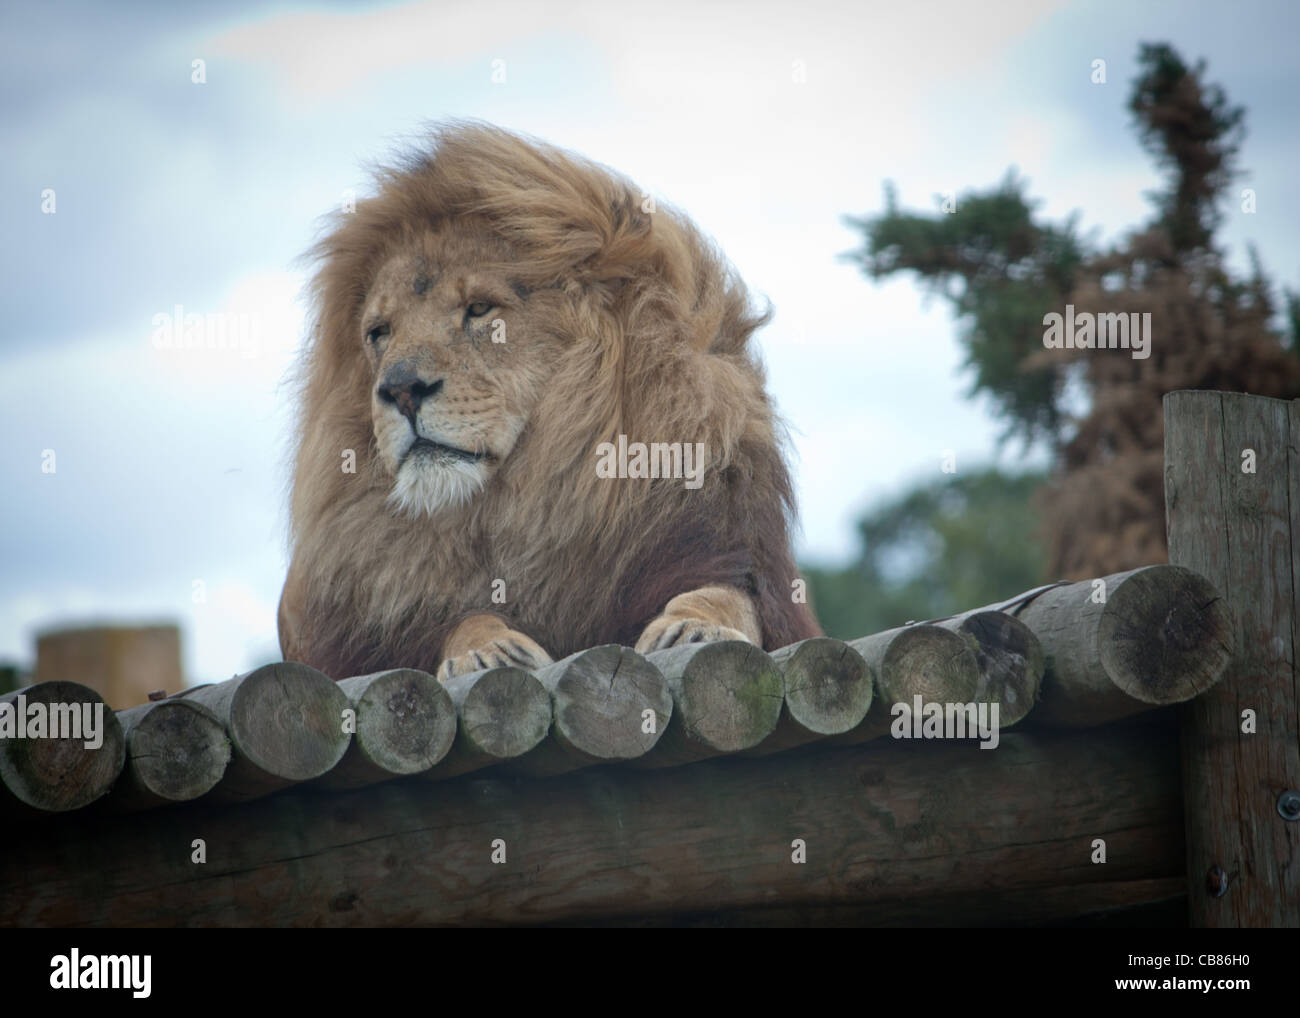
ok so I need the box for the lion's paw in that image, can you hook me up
[436,631,553,682]
[634,617,754,654]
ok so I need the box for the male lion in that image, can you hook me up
[279,121,821,681]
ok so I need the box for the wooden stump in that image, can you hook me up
[110,698,231,811]
[635,641,784,767]
[426,667,552,780]
[181,662,351,803]
[316,669,457,790]
[749,638,874,754]
[510,645,671,777]
[0,682,125,813]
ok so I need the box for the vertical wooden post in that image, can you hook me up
[1164,390,1300,926]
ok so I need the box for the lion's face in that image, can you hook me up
[360,226,561,517]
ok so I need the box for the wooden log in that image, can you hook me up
[935,611,1043,728]
[0,682,125,814]
[748,638,874,754]
[1165,390,1300,927]
[108,698,231,811]
[426,666,552,780]
[314,669,456,791]
[508,646,671,778]
[996,565,1233,727]
[837,624,981,743]
[180,662,351,803]
[0,724,1183,927]
[635,641,784,767]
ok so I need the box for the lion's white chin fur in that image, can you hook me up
[387,458,487,518]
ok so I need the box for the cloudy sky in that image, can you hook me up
[2,0,1297,683]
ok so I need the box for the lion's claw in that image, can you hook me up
[436,632,553,681]
[634,616,753,654]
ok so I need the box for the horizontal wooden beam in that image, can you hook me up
[0,718,1183,927]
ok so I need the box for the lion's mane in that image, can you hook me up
[286,121,821,678]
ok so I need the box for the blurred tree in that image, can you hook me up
[833,41,1300,581]
[0,662,25,695]
[804,467,1048,639]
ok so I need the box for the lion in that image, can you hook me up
[278,120,822,682]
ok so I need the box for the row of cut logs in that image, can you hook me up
[0,564,1233,817]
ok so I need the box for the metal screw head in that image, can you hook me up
[1278,790,1300,821]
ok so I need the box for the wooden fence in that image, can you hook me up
[1,389,1295,926]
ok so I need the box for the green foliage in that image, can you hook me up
[0,663,24,695]
[830,41,1300,582]
[842,174,1085,449]
[803,467,1049,640]
[1129,42,1245,254]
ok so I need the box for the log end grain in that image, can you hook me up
[1101,565,1234,705]
[227,662,352,782]
[649,641,784,756]
[860,624,981,706]
[453,666,552,763]
[0,682,126,812]
[541,645,672,761]
[122,699,230,803]
[340,669,456,776]
[773,638,874,736]
[957,611,1044,725]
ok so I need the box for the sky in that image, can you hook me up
[2,0,1297,684]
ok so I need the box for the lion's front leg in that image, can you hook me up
[634,584,762,653]
[436,613,554,681]
[277,555,307,663]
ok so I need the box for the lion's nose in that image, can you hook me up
[377,362,444,424]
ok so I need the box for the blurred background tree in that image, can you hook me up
[804,467,1047,640]
[804,42,1300,638]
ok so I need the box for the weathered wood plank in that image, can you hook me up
[0,723,1183,927]
[1165,390,1300,927]
[542,877,1187,927]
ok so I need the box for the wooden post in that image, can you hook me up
[35,625,182,710]
[1164,390,1300,927]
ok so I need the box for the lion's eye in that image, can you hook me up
[466,300,493,319]
[366,323,390,344]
